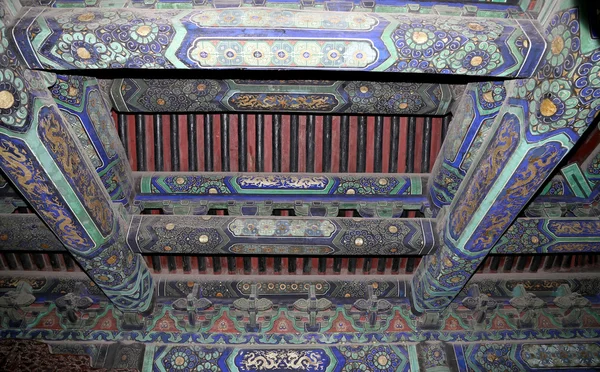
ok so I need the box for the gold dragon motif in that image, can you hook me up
[39,112,114,237]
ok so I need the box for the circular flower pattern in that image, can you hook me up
[163,348,199,371]
[451,42,503,75]
[217,9,243,26]
[52,11,174,68]
[394,21,443,59]
[56,32,128,69]
[529,79,580,135]
[541,8,580,78]
[217,41,243,65]
[322,42,346,67]
[129,21,160,46]
[271,42,293,65]
[471,344,521,372]
[294,41,323,67]
[366,346,401,372]
[0,69,28,129]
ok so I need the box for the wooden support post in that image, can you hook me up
[428,81,509,210]
[412,0,600,313]
[0,10,154,313]
[52,75,135,207]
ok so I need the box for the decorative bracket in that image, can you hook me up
[233,283,273,332]
[353,283,392,329]
[509,284,545,328]
[553,284,591,327]
[293,202,339,217]
[228,201,273,216]
[55,282,94,326]
[461,285,497,329]
[416,312,442,330]
[293,284,333,332]
[172,283,213,328]
[0,282,36,327]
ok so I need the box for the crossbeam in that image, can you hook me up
[3,213,600,255]
[111,79,453,115]
[135,172,428,213]
[13,7,545,77]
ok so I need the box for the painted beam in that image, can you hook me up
[111,78,453,115]
[411,0,600,313]
[1,167,596,216]
[428,81,508,210]
[491,218,600,254]
[52,75,135,206]
[1,272,600,346]
[135,172,428,213]
[3,213,600,255]
[20,0,528,19]
[0,4,154,313]
[127,215,436,255]
[12,7,545,77]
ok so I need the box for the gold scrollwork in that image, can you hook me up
[0,137,92,248]
[39,111,113,237]
[450,116,519,237]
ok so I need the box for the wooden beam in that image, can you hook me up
[0,11,154,313]
[110,78,454,115]
[411,0,600,314]
[12,8,545,77]
[52,75,135,206]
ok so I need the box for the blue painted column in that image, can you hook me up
[51,75,135,206]
[0,4,154,313]
[412,0,600,313]
[428,81,508,210]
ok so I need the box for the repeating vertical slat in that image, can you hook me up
[273,114,282,172]
[256,114,265,172]
[239,114,247,171]
[203,114,213,172]
[374,116,384,172]
[357,116,367,172]
[339,116,350,172]
[422,117,432,172]
[221,114,230,171]
[306,115,316,172]
[323,116,333,172]
[188,114,198,171]
[135,114,146,170]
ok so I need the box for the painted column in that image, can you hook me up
[428,81,508,210]
[0,6,154,313]
[51,75,135,206]
[412,0,600,313]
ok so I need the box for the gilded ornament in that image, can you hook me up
[76,47,92,60]
[0,91,14,109]
[77,13,95,22]
[551,36,565,55]
[412,31,428,44]
[136,25,152,36]
[470,56,483,67]
[540,98,558,117]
